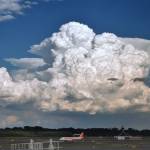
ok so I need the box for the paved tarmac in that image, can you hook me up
[0,137,150,150]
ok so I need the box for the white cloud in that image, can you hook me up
[0,67,48,104]
[6,115,19,124]
[120,37,150,54]
[0,0,27,21]
[5,58,47,69]
[29,37,53,63]
[0,14,15,21]
[0,115,22,128]
[1,22,150,114]
[0,0,54,22]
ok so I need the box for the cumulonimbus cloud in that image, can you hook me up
[1,22,150,114]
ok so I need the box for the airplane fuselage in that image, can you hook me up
[59,137,83,141]
[59,132,84,141]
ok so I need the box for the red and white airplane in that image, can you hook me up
[59,132,85,141]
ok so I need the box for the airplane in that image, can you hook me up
[59,132,85,141]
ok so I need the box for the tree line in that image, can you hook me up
[0,126,150,137]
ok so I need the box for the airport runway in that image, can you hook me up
[0,137,150,150]
[62,137,150,150]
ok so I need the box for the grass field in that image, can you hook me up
[0,137,150,150]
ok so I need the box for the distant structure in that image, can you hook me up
[114,128,143,140]
[114,128,129,140]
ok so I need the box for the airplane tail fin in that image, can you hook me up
[80,132,84,138]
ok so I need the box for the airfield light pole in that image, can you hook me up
[49,139,55,150]
[29,139,34,150]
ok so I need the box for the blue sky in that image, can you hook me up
[0,0,150,129]
[1,0,150,63]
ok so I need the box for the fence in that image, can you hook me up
[11,139,62,150]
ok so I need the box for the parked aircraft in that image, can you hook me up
[59,132,85,141]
